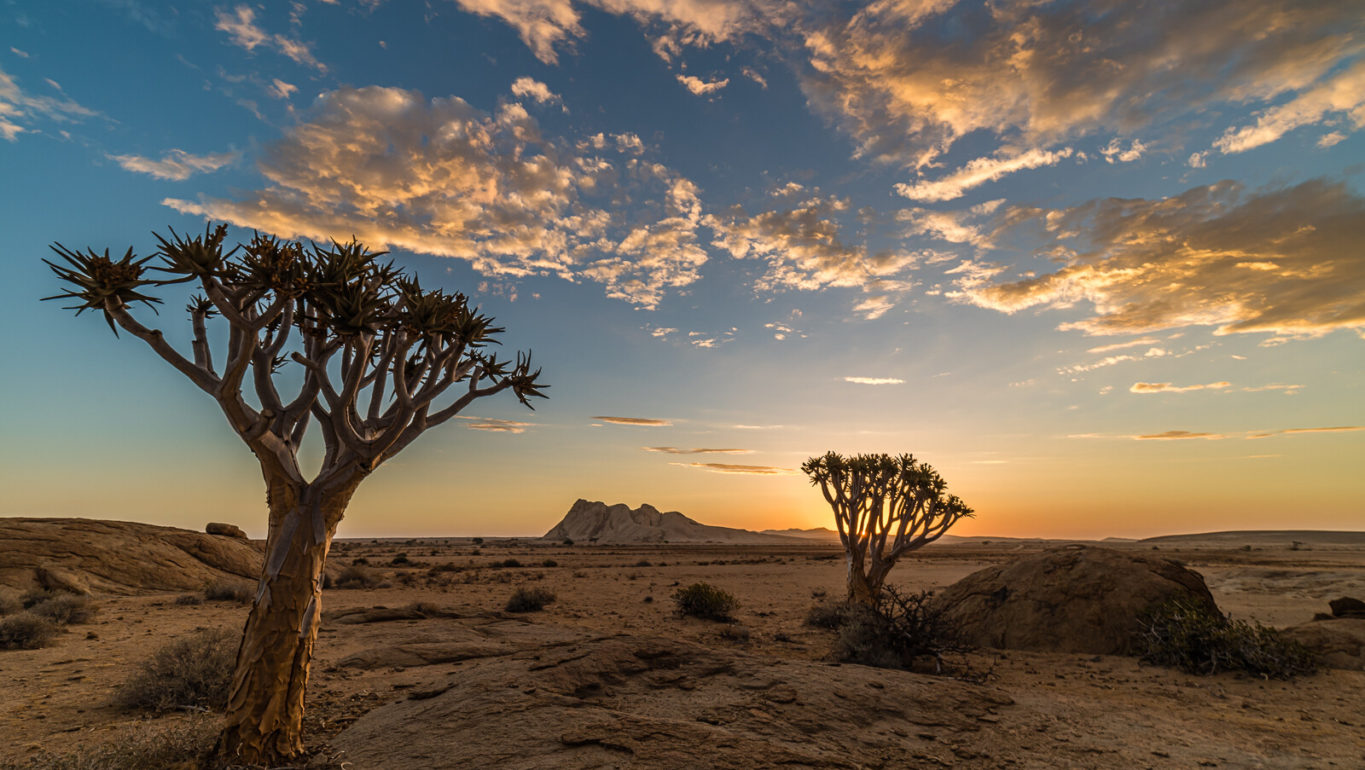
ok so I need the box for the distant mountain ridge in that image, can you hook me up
[543,500,815,544]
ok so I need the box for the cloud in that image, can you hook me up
[1214,59,1365,154]
[1101,139,1146,164]
[164,85,708,310]
[844,376,904,385]
[1086,337,1161,354]
[451,0,772,66]
[0,66,97,141]
[676,74,728,96]
[670,462,792,475]
[462,417,534,433]
[1318,132,1346,148]
[109,149,237,180]
[1249,425,1363,439]
[269,79,297,100]
[593,416,671,426]
[1130,381,1231,394]
[797,1,1364,169]
[895,147,1074,202]
[510,76,560,104]
[643,447,751,454]
[1136,430,1227,440]
[215,6,325,71]
[955,179,1365,339]
[709,193,916,316]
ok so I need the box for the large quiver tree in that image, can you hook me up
[801,452,972,606]
[44,225,546,764]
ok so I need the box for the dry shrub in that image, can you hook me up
[203,580,253,603]
[1137,598,1318,679]
[0,593,22,615]
[28,594,98,624]
[174,594,203,606]
[829,589,970,672]
[0,715,218,770]
[114,628,236,713]
[805,601,855,629]
[673,582,739,622]
[506,586,556,613]
[0,614,58,650]
[334,564,380,589]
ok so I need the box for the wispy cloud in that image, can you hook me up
[676,74,728,96]
[1249,426,1363,439]
[844,376,904,385]
[1130,381,1231,394]
[1213,59,1365,155]
[955,179,1365,340]
[109,149,237,180]
[268,79,297,100]
[593,416,672,426]
[0,66,97,141]
[643,447,751,455]
[1086,337,1162,354]
[461,417,535,433]
[1072,425,1361,441]
[670,462,793,475]
[215,6,325,71]
[895,147,1074,202]
[1136,430,1227,440]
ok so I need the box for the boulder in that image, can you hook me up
[206,522,249,540]
[932,545,1218,655]
[1328,596,1365,619]
[1281,618,1365,670]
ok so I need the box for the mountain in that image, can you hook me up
[542,500,812,545]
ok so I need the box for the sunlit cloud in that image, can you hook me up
[1248,425,1363,439]
[844,376,904,385]
[1130,381,1231,394]
[1100,139,1147,164]
[165,85,708,310]
[1073,425,1361,441]
[1086,337,1161,354]
[109,149,237,181]
[510,76,560,104]
[268,79,297,100]
[1136,430,1227,441]
[643,446,751,455]
[677,74,728,96]
[799,1,1364,170]
[214,6,325,71]
[670,462,793,475]
[895,147,1074,202]
[955,179,1365,340]
[461,417,534,433]
[593,416,672,426]
[1213,59,1365,155]
[0,66,97,141]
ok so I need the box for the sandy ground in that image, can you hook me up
[2,537,1364,767]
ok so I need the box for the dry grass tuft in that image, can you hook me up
[114,628,237,713]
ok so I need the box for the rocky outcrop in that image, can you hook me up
[330,633,1012,768]
[543,500,805,544]
[0,518,264,595]
[1328,596,1365,619]
[933,545,1219,655]
[1281,619,1365,670]
[206,522,249,540]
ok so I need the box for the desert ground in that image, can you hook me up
[2,529,1364,768]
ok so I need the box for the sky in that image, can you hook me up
[1,0,1362,540]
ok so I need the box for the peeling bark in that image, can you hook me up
[216,473,360,765]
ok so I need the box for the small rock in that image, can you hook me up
[1328,597,1365,618]
[206,522,249,540]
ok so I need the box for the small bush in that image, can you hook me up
[0,614,58,650]
[334,564,380,589]
[352,556,371,566]
[634,559,652,568]
[29,594,98,624]
[833,589,968,671]
[391,552,411,566]
[1137,598,1318,679]
[541,559,559,568]
[506,586,556,613]
[805,601,855,629]
[174,594,203,606]
[0,593,23,616]
[114,628,236,713]
[203,580,253,603]
[673,582,739,622]
[3,715,218,769]
[491,558,523,569]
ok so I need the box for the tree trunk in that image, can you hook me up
[216,475,358,765]
[846,552,877,606]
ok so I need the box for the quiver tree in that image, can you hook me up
[43,225,546,764]
[802,452,972,606]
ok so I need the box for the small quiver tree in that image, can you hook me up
[802,452,972,606]
[44,225,546,764]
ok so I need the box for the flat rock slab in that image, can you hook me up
[337,617,587,670]
[330,634,1012,768]
[0,517,264,595]
[1282,618,1365,670]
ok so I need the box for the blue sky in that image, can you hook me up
[2,0,1362,538]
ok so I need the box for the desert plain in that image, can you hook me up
[2,520,1364,769]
